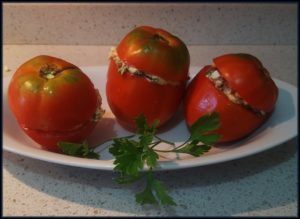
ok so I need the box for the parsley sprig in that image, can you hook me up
[58,112,220,206]
[58,141,99,159]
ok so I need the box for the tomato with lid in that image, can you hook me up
[184,54,278,143]
[106,26,190,130]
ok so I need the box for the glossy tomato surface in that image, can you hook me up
[213,54,278,112]
[184,54,278,143]
[8,55,101,152]
[107,26,190,130]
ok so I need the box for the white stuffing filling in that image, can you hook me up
[91,89,105,123]
[206,68,266,116]
[92,107,105,122]
[108,47,179,86]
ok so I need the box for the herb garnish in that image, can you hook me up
[58,112,220,206]
[58,140,100,159]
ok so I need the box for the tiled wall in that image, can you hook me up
[3,3,297,45]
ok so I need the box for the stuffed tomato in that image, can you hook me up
[8,55,104,152]
[106,26,190,130]
[184,53,278,143]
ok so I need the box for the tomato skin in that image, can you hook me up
[184,54,278,143]
[107,26,190,130]
[107,60,186,130]
[21,120,97,152]
[213,54,278,112]
[117,26,190,83]
[8,55,101,152]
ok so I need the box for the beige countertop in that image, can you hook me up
[3,44,298,216]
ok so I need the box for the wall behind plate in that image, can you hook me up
[3,3,297,45]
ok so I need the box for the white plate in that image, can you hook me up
[3,66,298,171]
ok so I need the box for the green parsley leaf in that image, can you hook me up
[135,113,148,134]
[142,147,159,169]
[168,112,220,156]
[189,112,220,140]
[174,143,211,157]
[148,119,160,134]
[139,133,154,147]
[109,138,144,176]
[191,133,220,145]
[58,141,100,159]
[152,177,176,206]
[136,176,158,205]
[110,113,176,206]
[135,113,159,135]
[136,171,176,206]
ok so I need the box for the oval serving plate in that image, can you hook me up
[3,66,298,171]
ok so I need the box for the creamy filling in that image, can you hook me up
[91,89,105,122]
[206,68,266,116]
[108,47,180,86]
[92,106,105,122]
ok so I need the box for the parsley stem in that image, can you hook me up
[154,135,175,146]
[174,139,189,149]
[153,148,175,153]
[150,141,161,149]
[152,140,192,153]
[93,134,136,148]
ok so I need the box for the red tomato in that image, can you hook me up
[213,54,278,112]
[106,26,190,130]
[184,54,278,143]
[8,55,103,152]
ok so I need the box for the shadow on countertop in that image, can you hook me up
[3,136,298,216]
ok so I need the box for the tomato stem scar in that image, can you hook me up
[40,64,59,80]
